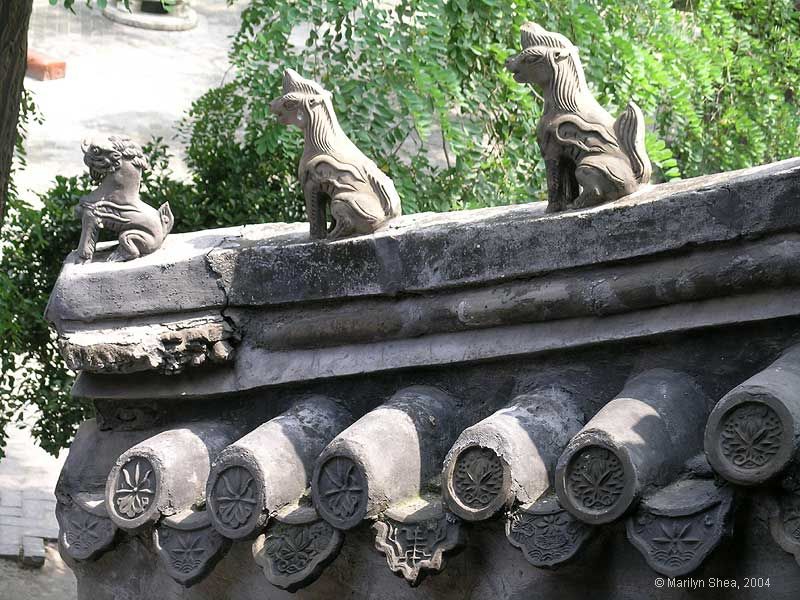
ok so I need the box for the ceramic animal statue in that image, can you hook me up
[270,69,402,240]
[75,136,174,263]
[505,23,652,212]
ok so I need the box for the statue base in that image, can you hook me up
[103,1,197,32]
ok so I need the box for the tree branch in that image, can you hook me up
[0,0,34,227]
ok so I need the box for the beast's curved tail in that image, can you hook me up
[614,101,652,184]
[159,202,175,236]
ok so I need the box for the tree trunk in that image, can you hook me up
[0,0,34,226]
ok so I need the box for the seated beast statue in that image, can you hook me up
[75,136,174,263]
[270,69,402,240]
[506,23,652,212]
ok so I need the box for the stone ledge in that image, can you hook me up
[47,158,800,390]
[47,158,800,324]
[46,226,236,327]
[72,286,800,401]
[58,312,238,375]
[211,159,800,308]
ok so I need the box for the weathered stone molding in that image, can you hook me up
[311,386,467,530]
[373,499,464,586]
[626,478,733,577]
[705,343,800,486]
[556,370,709,524]
[252,504,344,592]
[505,492,594,568]
[73,287,800,401]
[228,234,800,351]
[44,160,800,396]
[443,388,584,521]
[56,313,238,375]
[206,397,352,539]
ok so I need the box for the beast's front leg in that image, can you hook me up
[303,180,327,240]
[75,204,101,263]
[544,158,563,213]
[75,189,100,218]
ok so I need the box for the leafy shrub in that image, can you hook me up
[2,0,799,455]
[1,176,88,454]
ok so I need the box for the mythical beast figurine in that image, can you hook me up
[75,136,174,263]
[505,23,652,212]
[270,69,402,240]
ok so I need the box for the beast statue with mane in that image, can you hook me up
[506,23,652,212]
[270,69,402,240]
[75,136,174,263]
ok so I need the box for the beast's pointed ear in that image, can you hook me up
[521,22,547,49]
[281,67,329,96]
[282,69,300,94]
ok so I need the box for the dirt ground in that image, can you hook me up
[0,544,77,600]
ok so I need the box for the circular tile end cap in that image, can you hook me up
[705,393,795,486]
[556,442,636,525]
[312,453,369,530]
[106,454,162,530]
[443,445,512,521]
[206,460,265,540]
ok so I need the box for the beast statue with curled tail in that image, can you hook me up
[270,69,402,240]
[75,136,174,263]
[506,23,652,212]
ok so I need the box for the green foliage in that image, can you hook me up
[201,0,692,217]
[1,178,89,454]
[1,87,80,455]
[2,0,799,455]
[177,85,305,229]
[9,89,41,195]
[208,0,547,212]
[197,0,799,213]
